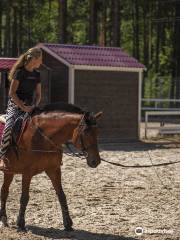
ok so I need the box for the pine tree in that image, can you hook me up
[58,0,67,43]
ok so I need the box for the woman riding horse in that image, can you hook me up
[0,103,102,231]
[0,47,42,170]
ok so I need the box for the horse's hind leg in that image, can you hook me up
[16,173,32,231]
[0,173,14,227]
[46,168,73,231]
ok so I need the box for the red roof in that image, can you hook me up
[39,43,145,69]
[0,58,17,70]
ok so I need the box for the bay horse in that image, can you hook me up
[0,103,102,231]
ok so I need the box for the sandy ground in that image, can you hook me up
[0,135,180,239]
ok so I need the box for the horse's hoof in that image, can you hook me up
[16,217,26,232]
[64,226,74,231]
[63,216,73,229]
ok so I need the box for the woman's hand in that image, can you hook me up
[22,105,34,113]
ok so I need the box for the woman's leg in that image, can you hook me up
[0,101,23,167]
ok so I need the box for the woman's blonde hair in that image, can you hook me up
[9,47,42,81]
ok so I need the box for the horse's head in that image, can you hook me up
[72,111,103,168]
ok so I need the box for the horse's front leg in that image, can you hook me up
[16,173,32,231]
[46,168,73,231]
[0,173,14,227]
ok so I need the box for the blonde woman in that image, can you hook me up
[0,47,42,170]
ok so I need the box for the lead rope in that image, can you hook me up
[146,150,179,201]
[64,141,180,200]
[100,147,180,201]
[28,115,180,201]
[64,140,180,168]
[147,137,180,202]
[27,117,180,167]
[100,156,180,168]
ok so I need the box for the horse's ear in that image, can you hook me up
[94,111,103,121]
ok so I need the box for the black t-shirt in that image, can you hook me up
[13,67,41,105]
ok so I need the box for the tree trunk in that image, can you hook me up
[0,0,2,56]
[132,0,139,60]
[143,1,149,68]
[4,2,11,56]
[149,0,154,68]
[18,0,24,54]
[174,3,180,100]
[154,1,161,97]
[12,6,18,57]
[142,0,149,98]
[27,0,32,48]
[107,1,113,46]
[155,1,160,74]
[99,0,107,46]
[89,0,98,44]
[58,0,67,43]
[112,0,120,47]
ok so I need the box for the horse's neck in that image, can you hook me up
[30,112,82,147]
[49,113,82,143]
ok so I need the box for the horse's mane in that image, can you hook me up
[32,102,85,116]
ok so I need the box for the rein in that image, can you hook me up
[18,116,62,154]
[19,114,93,158]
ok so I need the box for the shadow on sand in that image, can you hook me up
[99,140,180,152]
[27,225,138,240]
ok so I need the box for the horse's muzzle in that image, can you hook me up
[87,156,101,168]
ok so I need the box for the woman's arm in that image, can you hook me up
[9,79,33,112]
[34,83,41,107]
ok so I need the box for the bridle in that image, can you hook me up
[71,113,98,156]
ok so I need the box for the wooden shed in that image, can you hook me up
[37,43,144,142]
[0,45,145,142]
